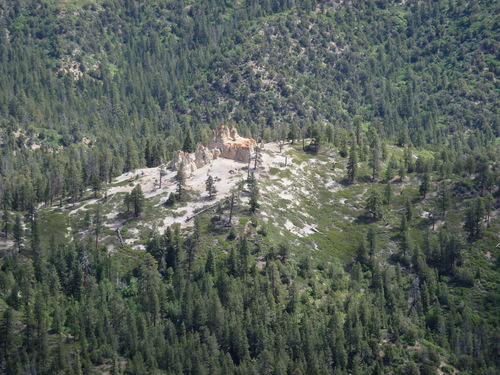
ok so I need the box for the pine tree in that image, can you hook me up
[385,156,396,181]
[91,176,102,198]
[93,206,103,248]
[353,115,363,146]
[31,212,41,253]
[182,128,195,153]
[324,125,334,145]
[308,124,322,153]
[398,125,409,147]
[399,163,407,181]
[175,163,185,200]
[465,197,485,240]
[346,138,358,184]
[356,240,369,265]
[405,197,413,223]
[367,227,377,258]
[484,193,494,226]
[400,213,408,234]
[3,207,10,237]
[0,307,14,357]
[13,214,24,250]
[205,248,215,275]
[370,135,380,181]
[206,174,217,199]
[476,156,489,196]
[228,191,236,225]
[420,172,430,199]
[67,162,82,208]
[84,210,91,229]
[400,214,410,258]
[288,121,300,144]
[278,242,289,263]
[437,181,450,215]
[253,146,262,170]
[154,139,166,167]
[124,192,131,213]
[249,174,259,213]
[366,189,383,220]
[384,183,393,206]
[131,184,145,217]
[144,139,154,168]
[125,138,140,172]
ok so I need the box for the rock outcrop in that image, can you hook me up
[168,150,197,176]
[194,143,217,168]
[209,123,257,163]
[168,124,257,176]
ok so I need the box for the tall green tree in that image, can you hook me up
[437,181,450,216]
[476,156,490,196]
[420,173,430,199]
[182,128,195,153]
[93,206,103,248]
[400,214,410,259]
[353,115,363,146]
[206,174,217,199]
[175,163,185,200]
[249,173,259,213]
[145,139,154,168]
[384,183,393,206]
[130,184,145,217]
[369,131,380,181]
[308,124,323,154]
[366,189,383,220]
[67,162,82,208]
[288,121,300,144]
[31,212,41,254]
[228,190,237,225]
[0,307,15,358]
[13,214,24,250]
[3,207,11,237]
[347,138,358,184]
[484,193,494,226]
[91,176,102,199]
[124,192,132,213]
[125,138,140,172]
[465,197,485,241]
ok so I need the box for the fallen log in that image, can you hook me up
[116,226,125,246]
[185,202,220,222]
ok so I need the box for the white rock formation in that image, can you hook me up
[168,124,257,175]
[209,123,257,163]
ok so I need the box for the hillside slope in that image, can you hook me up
[0,0,499,374]
[1,137,499,374]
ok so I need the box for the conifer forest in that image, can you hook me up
[0,0,499,374]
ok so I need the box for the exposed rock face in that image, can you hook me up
[194,143,216,168]
[168,124,256,175]
[168,150,197,176]
[209,123,257,163]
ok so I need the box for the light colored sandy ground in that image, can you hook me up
[159,157,249,229]
[284,219,317,237]
[103,143,293,243]
[158,143,290,228]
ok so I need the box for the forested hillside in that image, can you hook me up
[0,0,499,374]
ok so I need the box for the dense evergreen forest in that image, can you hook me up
[0,0,499,373]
